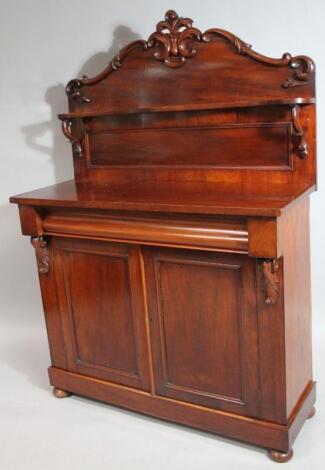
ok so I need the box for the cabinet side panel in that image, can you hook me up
[278,198,313,417]
[256,258,287,424]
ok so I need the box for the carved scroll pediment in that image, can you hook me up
[66,9,315,103]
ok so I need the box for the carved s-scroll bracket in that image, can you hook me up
[31,237,50,274]
[60,118,84,158]
[260,259,280,305]
[291,105,308,159]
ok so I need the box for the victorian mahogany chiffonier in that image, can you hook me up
[10,10,317,463]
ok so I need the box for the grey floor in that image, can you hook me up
[1,321,324,470]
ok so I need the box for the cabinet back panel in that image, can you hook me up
[68,39,315,114]
[75,105,316,198]
[88,124,291,169]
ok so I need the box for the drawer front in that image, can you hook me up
[52,237,151,391]
[143,246,260,417]
[43,211,248,254]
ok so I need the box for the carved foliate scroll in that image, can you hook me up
[282,55,315,89]
[65,77,91,104]
[148,10,201,68]
[31,237,50,274]
[262,259,280,305]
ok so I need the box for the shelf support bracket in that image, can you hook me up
[60,118,84,158]
[291,105,308,159]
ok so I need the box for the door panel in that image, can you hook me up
[53,238,151,391]
[143,247,260,417]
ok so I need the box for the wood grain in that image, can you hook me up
[88,124,291,169]
[10,9,317,460]
[143,247,260,417]
[10,182,316,217]
[52,237,151,391]
[42,210,248,253]
[48,367,316,453]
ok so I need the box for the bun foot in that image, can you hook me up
[267,449,293,463]
[53,387,71,398]
[307,406,316,419]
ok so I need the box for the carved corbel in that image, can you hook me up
[262,259,280,305]
[31,237,50,274]
[291,105,308,159]
[60,118,84,158]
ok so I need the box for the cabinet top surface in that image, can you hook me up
[10,180,315,217]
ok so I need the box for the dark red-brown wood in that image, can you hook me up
[52,237,151,390]
[143,247,260,417]
[10,9,316,462]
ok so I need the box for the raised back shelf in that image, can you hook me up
[58,10,316,203]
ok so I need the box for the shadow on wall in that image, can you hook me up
[21,25,142,184]
[2,27,142,330]
[79,25,142,79]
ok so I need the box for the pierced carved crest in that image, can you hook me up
[148,10,201,68]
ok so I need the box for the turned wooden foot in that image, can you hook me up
[53,387,71,398]
[307,405,316,419]
[267,449,294,463]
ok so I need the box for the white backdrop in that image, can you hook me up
[1,1,324,469]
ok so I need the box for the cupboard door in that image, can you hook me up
[143,247,260,417]
[53,238,151,391]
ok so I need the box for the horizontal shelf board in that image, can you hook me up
[58,98,315,120]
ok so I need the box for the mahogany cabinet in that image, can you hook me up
[11,10,316,463]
